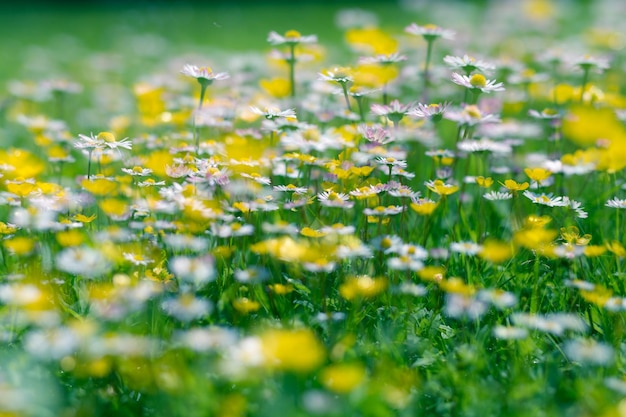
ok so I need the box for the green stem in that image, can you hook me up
[289,44,296,99]
[341,83,352,112]
[580,67,589,103]
[422,40,434,100]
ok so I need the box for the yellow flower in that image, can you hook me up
[439,277,475,295]
[0,149,45,179]
[501,179,529,192]
[73,213,97,223]
[320,363,366,394]
[560,226,591,246]
[3,236,35,255]
[6,179,38,197]
[410,199,439,215]
[233,298,261,314]
[56,229,85,247]
[269,284,294,295]
[0,222,17,235]
[300,227,327,238]
[606,241,626,258]
[260,77,291,98]
[143,150,175,178]
[425,180,459,196]
[580,286,613,307]
[475,176,493,188]
[99,198,130,219]
[81,177,119,196]
[582,245,606,257]
[261,329,325,373]
[345,27,398,55]
[524,215,552,228]
[524,167,552,183]
[417,266,446,282]
[339,275,387,300]
[478,240,514,263]
[513,228,558,250]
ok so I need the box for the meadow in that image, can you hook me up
[1,1,626,416]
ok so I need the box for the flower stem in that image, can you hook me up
[422,40,434,100]
[289,44,296,99]
[341,83,352,112]
[579,67,589,103]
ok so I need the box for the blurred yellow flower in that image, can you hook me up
[261,328,325,373]
[339,275,387,300]
[320,363,366,393]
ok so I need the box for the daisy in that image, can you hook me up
[444,293,488,320]
[606,198,626,209]
[444,105,501,126]
[523,191,566,207]
[161,294,213,322]
[170,255,216,286]
[318,67,353,84]
[358,124,393,145]
[370,99,414,124]
[425,179,459,196]
[358,52,407,65]
[234,267,269,283]
[363,205,404,216]
[405,23,455,41]
[564,339,614,366]
[483,191,513,201]
[450,241,483,255]
[528,108,561,119]
[393,283,426,297]
[387,185,420,199]
[407,102,450,121]
[571,54,610,72]
[492,326,528,340]
[443,54,495,74]
[451,73,505,93]
[457,138,512,154]
[55,246,111,278]
[317,190,354,208]
[374,156,407,168]
[122,252,153,266]
[121,166,153,176]
[387,255,424,271]
[180,64,230,83]
[250,106,296,120]
[267,30,317,45]
[273,184,309,194]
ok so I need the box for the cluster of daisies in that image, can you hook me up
[1,4,626,416]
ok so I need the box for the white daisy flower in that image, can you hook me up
[444,105,501,126]
[483,191,513,201]
[443,54,495,74]
[161,294,213,322]
[267,30,317,45]
[405,23,455,40]
[606,198,626,209]
[407,102,450,121]
[451,73,505,93]
[250,106,296,120]
[180,64,229,82]
[564,338,614,366]
[56,246,111,278]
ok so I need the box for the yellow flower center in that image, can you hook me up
[285,30,301,38]
[464,105,482,119]
[422,24,439,30]
[97,132,116,143]
[469,74,487,88]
